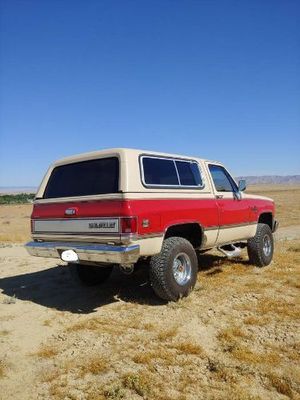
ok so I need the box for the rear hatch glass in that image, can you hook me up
[43,157,119,199]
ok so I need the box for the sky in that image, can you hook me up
[0,0,299,186]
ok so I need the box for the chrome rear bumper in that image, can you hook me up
[25,241,140,265]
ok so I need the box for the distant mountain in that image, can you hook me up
[236,175,300,185]
[0,187,37,194]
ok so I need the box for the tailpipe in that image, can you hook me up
[119,264,134,275]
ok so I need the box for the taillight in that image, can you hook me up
[120,217,137,234]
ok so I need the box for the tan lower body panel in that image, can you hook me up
[133,223,257,255]
[132,236,164,256]
[216,223,257,245]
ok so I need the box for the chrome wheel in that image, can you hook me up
[172,253,192,286]
[263,234,272,257]
[248,223,274,267]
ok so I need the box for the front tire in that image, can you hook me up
[70,263,113,286]
[247,223,274,267]
[149,237,198,301]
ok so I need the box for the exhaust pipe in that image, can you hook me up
[119,264,134,275]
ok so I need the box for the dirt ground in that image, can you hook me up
[0,188,299,400]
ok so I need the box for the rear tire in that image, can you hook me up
[70,263,113,286]
[149,237,198,301]
[247,223,274,267]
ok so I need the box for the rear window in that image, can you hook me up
[43,157,119,199]
[141,156,203,187]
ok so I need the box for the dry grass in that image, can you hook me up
[243,315,270,326]
[247,184,300,226]
[0,359,6,378]
[86,371,155,400]
[266,342,300,362]
[40,367,62,383]
[35,344,60,359]
[122,371,151,397]
[48,377,69,400]
[266,372,294,398]
[206,359,237,384]
[77,355,109,377]
[231,346,280,365]
[0,204,31,242]
[156,326,178,341]
[173,341,204,356]
[256,297,300,320]
[133,348,174,365]
[217,325,251,342]
[66,314,146,334]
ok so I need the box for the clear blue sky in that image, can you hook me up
[0,0,299,186]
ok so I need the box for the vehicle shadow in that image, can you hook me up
[0,263,164,314]
[198,252,250,271]
[0,254,250,314]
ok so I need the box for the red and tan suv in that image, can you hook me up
[26,148,278,301]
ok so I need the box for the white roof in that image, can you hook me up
[53,147,217,166]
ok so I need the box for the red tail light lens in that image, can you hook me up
[120,217,137,234]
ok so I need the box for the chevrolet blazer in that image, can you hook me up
[25,148,278,301]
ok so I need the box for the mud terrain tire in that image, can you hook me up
[247,223,274,267]
[149,237,198,301]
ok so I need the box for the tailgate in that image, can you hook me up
[31,200,126,241]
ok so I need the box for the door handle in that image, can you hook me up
[215,195,224,199]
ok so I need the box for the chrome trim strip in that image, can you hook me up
[32,231,121,236]
[204,226,219,231]
[26,241,138,252]
[136,232,164,240]
[220,222,257,229]
[33,217,121,221]
[31,232,163,246]
[204,222,257,231]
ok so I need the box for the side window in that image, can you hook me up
[209,164,236,192]
[142,157,179,185]
[175,161,202,186]
[141,156,204,187]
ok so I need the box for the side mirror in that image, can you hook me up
[238,179,246,192]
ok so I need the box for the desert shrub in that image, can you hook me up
[0,193,35,204]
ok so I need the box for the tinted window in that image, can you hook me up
[142,157,179,185]
[176,161,202,186]
[43,157,119,198]
[209,165,235,192]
